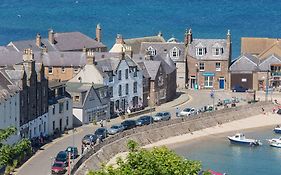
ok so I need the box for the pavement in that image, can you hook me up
[15,89,281,175]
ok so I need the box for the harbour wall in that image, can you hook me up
[74,102,274,175]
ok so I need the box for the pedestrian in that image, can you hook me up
[262,108,265,115]
[176,107,180,117]
[100,119,104,127]
[81,144,84,155]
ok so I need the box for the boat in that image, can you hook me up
[268,137,281,148]
[227,133,262,146]
[273,125,281,134]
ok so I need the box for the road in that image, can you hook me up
[16,90,277,175]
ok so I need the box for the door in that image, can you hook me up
[219,79,225,89]
[190,78,196,89]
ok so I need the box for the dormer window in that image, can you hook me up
[147,46,156,56]
[213,48,223,56]
[170,47,179,59]
[196,48,206,56]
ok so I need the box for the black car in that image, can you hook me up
[94,128,108,140]
[232,85,248,92]
[65,146,79,159]
[121,120,136,130]
[55,151,68,164]
[82,134,98,145]
[136,115,154,126]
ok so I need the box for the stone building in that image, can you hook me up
[0,49,49,139]
[186,29,232,90]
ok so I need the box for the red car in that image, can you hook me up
[51,161,66,174]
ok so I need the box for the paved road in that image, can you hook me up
[16,90,277,175]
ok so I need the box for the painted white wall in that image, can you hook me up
[68,64,104,84]
[0,93,20,144]
[48,97,73,135]
[73,108,83,125]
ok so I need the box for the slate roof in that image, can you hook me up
[140,42,185,62]
[229,54,259,72]
[8,31,106,52]
[142,61,161,80]
[124,35,165,54]
[0,68,21,102]
[187,39,229,60]
[41,51,86,66]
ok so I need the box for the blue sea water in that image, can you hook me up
[173,127,281,175]
[1,0,281,58]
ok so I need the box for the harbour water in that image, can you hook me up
[1,0,281,58]
[172,126,281,175]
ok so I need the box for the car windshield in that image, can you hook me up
[53,163,63,167]
[139,116,150,120]
[95,129,106,134]
[111,125,119,129]
[184,108,191,112]
[155,113,163,116]
[84,135,91,139]
[56,153,66,161]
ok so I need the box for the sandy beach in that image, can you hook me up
[107,113,281,166]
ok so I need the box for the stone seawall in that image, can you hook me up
[74,102,274,175]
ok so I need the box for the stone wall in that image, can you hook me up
[74,102,274,175]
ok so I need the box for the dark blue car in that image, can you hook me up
[232,85,248,92]
[136,115,154,126]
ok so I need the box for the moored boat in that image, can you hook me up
[268,137,281,148]
[273,125,281,134]
[228,133,262,146]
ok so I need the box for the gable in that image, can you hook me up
[68,64,104,84]
[83,86,101,108]
[230,55,258,72]
[258,44,281,60]
[259,55,281,71]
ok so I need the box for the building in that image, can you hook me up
[48,81,73,135]
[0,72,20,144]
[66,82,110,125]
[69,50,143,116]
[8,25,106,52]
[0,49,49,139]
[186,29,232,89]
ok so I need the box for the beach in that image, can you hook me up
[107,113,281,166]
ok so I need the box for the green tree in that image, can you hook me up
[88,140,211,175]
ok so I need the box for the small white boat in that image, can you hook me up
[273,125,281,134]
[228,133,262,146]
[268,137,281,148]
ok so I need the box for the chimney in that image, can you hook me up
[96,23,101,42]
[226,29,232,63]
[48,29,55,44]
[116,34,124,44]
[184,28,192,46]
[158,31,163,37]
[84,48,95,65]
[226,29,231,43]
[36,33,41,47]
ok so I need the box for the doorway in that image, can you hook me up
[219,78,225,89]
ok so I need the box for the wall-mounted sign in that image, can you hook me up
[241,78,247,82]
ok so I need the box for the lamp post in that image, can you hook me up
[195,63,199,90]
[147,96,152,124]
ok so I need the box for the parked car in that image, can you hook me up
[232,85,248,92]
[107,124,125,135]
[121,120,137,130]
[94,128,108,140]
[153,112,171,122]
[65,146,78,159]
[55,151,68,164]
[179,108,196,117]
[51,161,66,174]
[82,134,97,145]
[136,115,154,126]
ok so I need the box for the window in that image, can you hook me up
[159,89,166,99]
[48,67,53,74]
[74,96,80,102]
[199,63,205,71]
[108,87,113,98]
[170,47,179,59]
[43,86,46,97]
[204,76,214,88]
[216,62,221,71]
[73,67,79,73]
[66,101,69,111]
[118,85,122,96]
[52,106,55,114]
[118,70,122,80]
[196,48,206,56]
[213,48,223,56]
[126,83,129,95]
[52,121,55,131]
[125,69,128,79]
[134,67,137,77]
[147,46,156,56]
[108,72,113,82]
[61,67,65,73]
[66,116,69,126]
[133,82,137,93]
[59,102,64,113]
[34,127,36,136]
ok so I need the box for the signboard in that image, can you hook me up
[241,78,247,82]
[203,72,215,76]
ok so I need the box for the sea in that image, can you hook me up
[1,0,281,59]
[172,126,281,175]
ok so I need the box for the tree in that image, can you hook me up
[88,140,211,175]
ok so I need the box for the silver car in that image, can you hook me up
[107,124,125,135]
[153,112,171,122]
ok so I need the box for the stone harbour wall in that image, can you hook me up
[74,102,274,175]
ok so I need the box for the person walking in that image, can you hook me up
[100,119,104,127]
[176,107,180,117]
[81,144,84,155]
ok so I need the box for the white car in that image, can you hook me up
[179,108,196,117]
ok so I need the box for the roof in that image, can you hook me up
[66,82,92,93]
[42,51,86,66]
[140,42,185,62]
[48,80,66,89]
[0,68,21,102]
[8,31,106,52]
[241,37,279,55]
[229,54,259,72]
[124,35,165,54]
[187,39,229,60]
[143,61,161,80]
